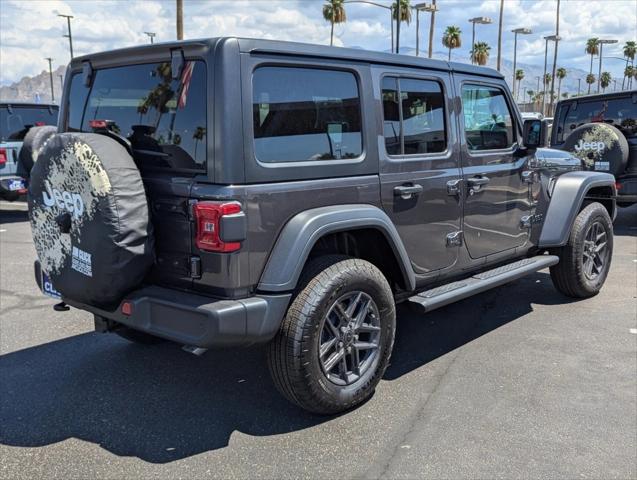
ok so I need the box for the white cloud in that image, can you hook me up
[1,0,636,87]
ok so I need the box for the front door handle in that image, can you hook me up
[394,184,423,199]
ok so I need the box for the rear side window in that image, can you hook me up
[252,66,363,163]
[0,106,58,142]
[461,85,515,151]
[381,76,447,155]
[556,97,637,143]
[67,61,207,172]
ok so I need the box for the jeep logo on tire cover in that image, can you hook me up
[42,180,85,219]
[574,140,606,153]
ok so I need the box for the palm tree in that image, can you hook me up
[585,73,596,92]
[548,0,561,115]
[392,0,412,23]
[471,41,490,66]
[561,92,569,99]
[622,40,636,89]
[623,65,634,90]
[556,67,567,102]
[442,26,462,61]
[496,0,504,71]
[600,71,612,92]
[585,38,599,94]
[515,69,524,101]
[323,0,347,47]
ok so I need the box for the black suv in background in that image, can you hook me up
[27,38,616,414]
[0,102,58,200]
[551,90,637,206]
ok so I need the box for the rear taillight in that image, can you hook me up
[193,201,242,252]
[615,181,622,191]
[89,119,108,129]
[0,148,7,166]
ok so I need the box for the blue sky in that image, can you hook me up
[1,0,636,86]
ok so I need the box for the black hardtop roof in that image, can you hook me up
[71,36,504,79]
[556,89,637,106]
[0,101,58,108]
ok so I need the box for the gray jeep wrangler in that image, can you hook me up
[28,38,616,414]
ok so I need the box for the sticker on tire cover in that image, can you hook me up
[71,246,92,277]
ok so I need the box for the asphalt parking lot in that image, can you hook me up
[1,201,636,479]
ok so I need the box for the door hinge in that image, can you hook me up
[190,256,202,279]
[446,231,463,247]
[520,214,543,229]
[446,179,461,196]
[521,170,538,183]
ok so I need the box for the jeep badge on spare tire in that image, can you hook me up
[28,133,154,306]
[562,122,629,176]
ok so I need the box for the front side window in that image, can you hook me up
[381,76,447,155]
[68,61,207,172]
[252,66,362,163]
[462,85,515,151]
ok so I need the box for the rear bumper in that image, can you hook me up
[35,262,291,348]
[0,176,27,197]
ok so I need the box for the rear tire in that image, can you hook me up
[550,202,613,298]
[267,256,396,415]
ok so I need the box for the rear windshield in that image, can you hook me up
[0,105,58,142]
[555,96,637,143]
[67,61,207,173]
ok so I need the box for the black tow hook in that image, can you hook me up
[54,302,70,312]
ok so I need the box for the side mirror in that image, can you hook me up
[522,119,547,149]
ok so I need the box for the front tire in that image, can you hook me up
[550,202,613,298]
[268,256,396,415]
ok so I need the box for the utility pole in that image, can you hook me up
[428,0,436,58]
[548,0,560,116]
[176,0,184,40]
[45,57,54,102]
[396,0,401,53]
[58,14,74,59]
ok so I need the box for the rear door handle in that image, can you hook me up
[394,184,423,199]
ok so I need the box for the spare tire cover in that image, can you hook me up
[19,125,57,173]
[28,133,154,306]
[562,122,629,176]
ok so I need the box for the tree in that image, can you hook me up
[471,41,490,66]
[585,38,599,94]
[442,26,462,61]
[561,92,569,99]
[323,0,347,47]
[600,71,611,92]
[623,41,636,89]
[515,69,524,101]
[544,73,552,87]
[427,0,436,58]
[496,0,504,71]
[585,73,596,91]
[556,67,567,102]
[392,0,412,23]
[176,0,183,40]
[623,65,634,90]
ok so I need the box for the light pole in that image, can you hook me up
[597,39,618,93]
[144,31,156,44]
[176,0,183,40]
[396,0,401,53]
[469,17,492,64]
[427,0,436,58]
[414,3,437,57]
[57,14,74,59]
[44,57,54,102]
[58,74,64,90]
[542,34,560,116]
[577,78,581,96]
[511,27,532,99]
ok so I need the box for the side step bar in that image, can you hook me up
[408,255,559,313]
